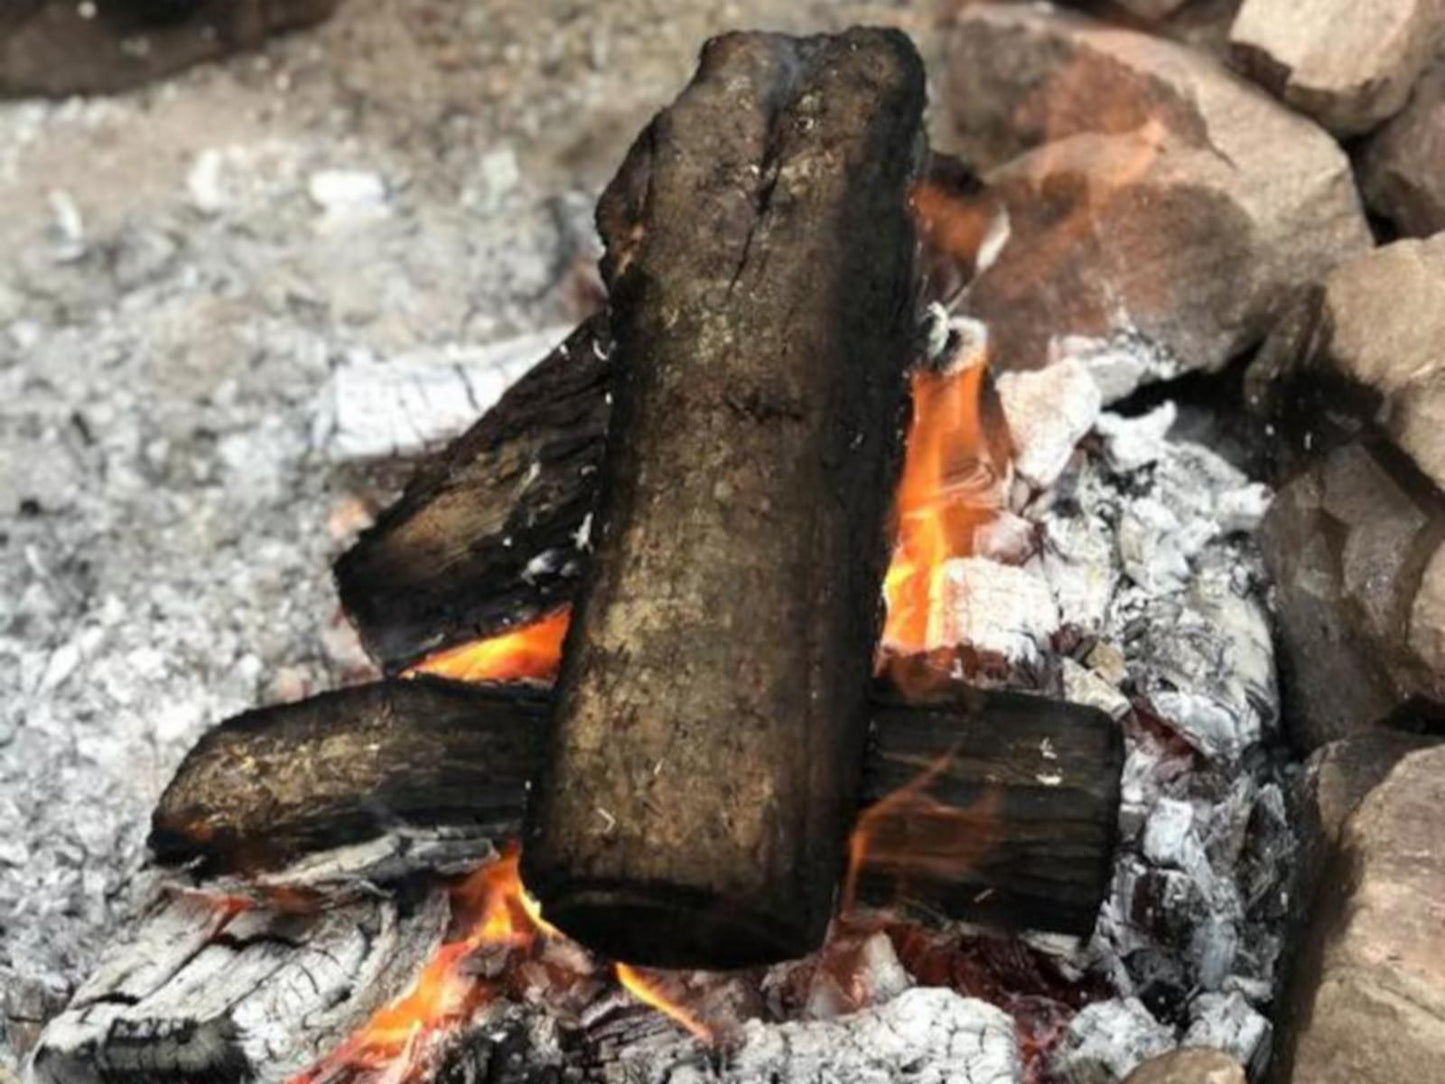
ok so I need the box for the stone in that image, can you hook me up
[0,0,341,98]
[1123,1048,1245,1084]
[1261,236,1445,490]
[1361,61,1445,237]
[944,4,1369,380]
[1051,997,1176,1084]
[1260,441,1445,751]
[1229,0,1445,136]
[1115,0,1193,19]
[1275,746,1445,1083]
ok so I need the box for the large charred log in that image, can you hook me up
[333,156,999,675]
[332,318,611,672]
[520,28,927,970]
[150,679,1122,937]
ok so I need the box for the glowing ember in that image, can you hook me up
[614,964,716,1043]
[881,344,1008,654]
[406,609,570,684]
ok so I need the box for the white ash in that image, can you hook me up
[1183,991,1272,1073]
[312,324,572,462]
[995,357,1102,491]
[945,374,1299,1067]
[723,989,1020,1084]
[928,556,1060,663]
[0,38,596,1066]
[1050,331,1188,406]
[1050,997,1176,1084]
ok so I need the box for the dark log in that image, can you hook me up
[332,155,1000,675]
[149,677,542,879]
[521,28,927,970]
[150,679,1122,938]
[332,318,612,672]
[858,682,1123,937]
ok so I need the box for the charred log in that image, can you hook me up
[333,157,1000,675]
[332,318,612,672]
[521,28,927,970]
[149,677,542,880]
[858,682,1124,937]
[150,680,1122,937]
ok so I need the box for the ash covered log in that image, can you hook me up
[150,679,1122,937]
[333,318,611,672]
[30,889,449,1084]
[521,28,926,969]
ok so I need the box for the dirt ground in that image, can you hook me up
[0,0,946,1066]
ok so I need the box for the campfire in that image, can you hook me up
[13,3,1445,1084]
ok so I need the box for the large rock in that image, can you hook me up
[0,0,341,98]
[1123,1048,1245,1084]
[1260,441,1445,751]
[1361,62,1445,237]
[1229,0,1445,136]
[1275,746,1445,1083]
[1250,235,1445,492]
[944,4,1369,385]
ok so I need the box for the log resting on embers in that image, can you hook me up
[151,676,1122,939]
[520,27,928,969]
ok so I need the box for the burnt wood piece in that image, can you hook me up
[332,155,997,675]
[149,677,543,878]
[333,317,611,672]
[521,28,928,970]
[859,682,1124,937]
[29,889,449,1084]
[150,680,1123,938]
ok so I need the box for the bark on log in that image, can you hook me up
[150,679,1122,937]
[520,28,928,970]
[29,890,449,1084]
[332,318,611,671]
[332,155,997,675]
[149,677,541,880]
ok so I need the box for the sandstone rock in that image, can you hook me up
[944,4,1369,381]
[1229,0,1445,136]
[1361,61,1445,237]
[0,0,340,98]
[1303,731,1443,853]
[1115,0,1195,21]
[1276,746,1445,1083]
[1261,441,1445,751]
[1250,235,1445,492]
[1123,1047,1245,1084]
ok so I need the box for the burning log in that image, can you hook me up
[520,28,927,969]
[149,678,1122,937]
[333,157,1000,675]
[332,318,611,672]
[149,677,541,881]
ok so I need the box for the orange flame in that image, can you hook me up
[406,609,570,684]
[843,748,1003,916]
[881,346,1007,654]
[290,846,550,1084]
[614,964,716,1043]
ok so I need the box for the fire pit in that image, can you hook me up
[7,3,1445,1084]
